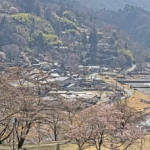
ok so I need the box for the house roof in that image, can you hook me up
[55,77,69,81]
[98,43,109,46]
[51,73,60,77]
[49,91,67,94]
[67,83,75,88]
[60,93,95,99]
[88,66,100,69]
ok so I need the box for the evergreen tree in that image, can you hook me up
[37,32,44,51]
[0,16,6,30]
[89,28,98,50]
[1,16,6,25]
[45,9,51,21]
[112,32,118,40]
[125,42,128,50]
[82,31,87,49]
[21,0,35,13]
[34,4,41,17]
[30,19,35,36]
[58,6,66,16]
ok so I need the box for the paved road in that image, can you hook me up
[88,73,98,82]
[89,70,133,99]
[89,73,133,99]
[125,64,136,74]
[124,88,132,98]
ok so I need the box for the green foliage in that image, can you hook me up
[58,17,77,30]
[11,11,62,52]
[12,13,30,23]
[51,40,62,46]
[82,31,88,47]
[43,33,58,42]
[63,11,72,20]
[63,11,78,24]
[66,29,79,36]
[25,47,34,55]
[117,49,134,61]
[42,33,62,46]
[0,0,148,66]
[97,32,103,40]
[89,28,98,49]
[12,13,53,34]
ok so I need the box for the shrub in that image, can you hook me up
[66,29,79,36]
[117,49,134,61]
[59,17,77,30]
[12,13,30,24]
[63,11,78,24]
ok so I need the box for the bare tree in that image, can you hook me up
[62,99,84,125]
[0,67,60,149]
[2,44,20,62]
[0,76,21,144]
[43,108,64,141]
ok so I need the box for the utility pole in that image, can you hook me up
[38,118,41,150]
[11,118,17,150]
[13,122,15,150]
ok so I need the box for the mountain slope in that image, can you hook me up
[0,0,149,68]
[78,0,150,10]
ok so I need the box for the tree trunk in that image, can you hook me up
[56,144,60,150]
[18,138,25,149]
[54,126,57,141]
[78,145,82,150]
[98,138,103,150]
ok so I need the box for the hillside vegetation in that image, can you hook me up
[78,0,150,10]
[0,0,149,68]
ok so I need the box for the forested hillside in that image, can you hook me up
[78,0,150,10]
[91,5,150,62]
[0,0,150,68]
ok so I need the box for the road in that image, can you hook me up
[89,73,133,99]
[88,73,98,82]
[124,88,132,98]
[125,64,136,74]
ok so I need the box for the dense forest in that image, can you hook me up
[78,0,150,10]
[0,0,150,68]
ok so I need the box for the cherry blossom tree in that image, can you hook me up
[66,114,94,150]
[84,104,123,150]
[108,101,146,150]
[66,104,146,150]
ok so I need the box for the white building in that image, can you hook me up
[88,66,101,73]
